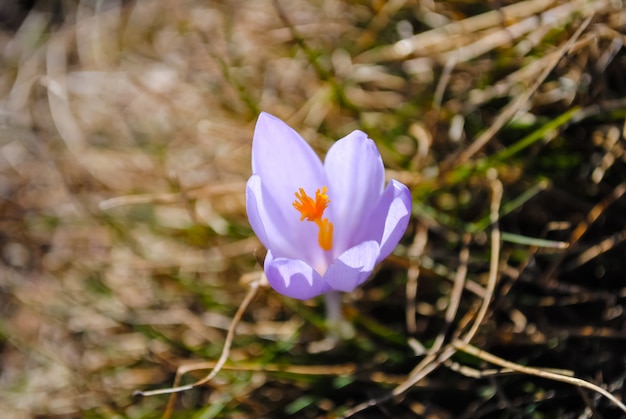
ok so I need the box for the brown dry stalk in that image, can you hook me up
[460,170,502,344]
[134,274,261,419]
[430,233,471,351]
[340,344,458,418]
[564,228,626,271]
[453,341,626,413]
[444,15,592,168]
[161,361,356,376]
[99,183,244,210]
[405,223,428,334]
[542,181,626,282]
[570,182,626,245]
[342,171,504,417]
[358,0,560,62]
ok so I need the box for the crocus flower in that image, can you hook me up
[246,112,412,300]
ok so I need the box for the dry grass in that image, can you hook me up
[1,0,625,418]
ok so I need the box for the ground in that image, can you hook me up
[0,1,625,418]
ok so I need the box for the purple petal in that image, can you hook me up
[246,175,293,256]
[323,240,379,292]
[247,175,328,268]
[250,113,330,267]
[252,113,327,212]
[323,130,385,253]
[246,175,270,248]
[359,180,412,263]
[264,250,330,300]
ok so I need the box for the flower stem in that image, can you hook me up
[309,292,355,352]
[324,291,354,342]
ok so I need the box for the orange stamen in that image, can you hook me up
[316,217,334,251]
[293,186,334,251]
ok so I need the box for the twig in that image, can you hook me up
[542,181,626,282]
[405,223,428,334]
[564,228,626,271]
[99,182,244,210]
[432,55,456,117]
[430,233,470,351]
[357,0,559,62]
[133,275,261,419]
[444,358,574,378]
[453,340,626,413]
[343,170,504,417]
[461,170,502,344]
[340,344,458,418]
[444,15,592,168]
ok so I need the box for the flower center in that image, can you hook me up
[292,186,334,251]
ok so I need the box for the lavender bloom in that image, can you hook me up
[246,112,412,300]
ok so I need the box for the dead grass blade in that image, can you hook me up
[453,340,626,414]
[134,274,262,419]
[444,15,592,168]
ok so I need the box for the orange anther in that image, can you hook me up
[293,186,334,250]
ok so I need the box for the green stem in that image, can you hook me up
[324,291,354,342]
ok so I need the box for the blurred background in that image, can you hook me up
[0,0,625,418]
